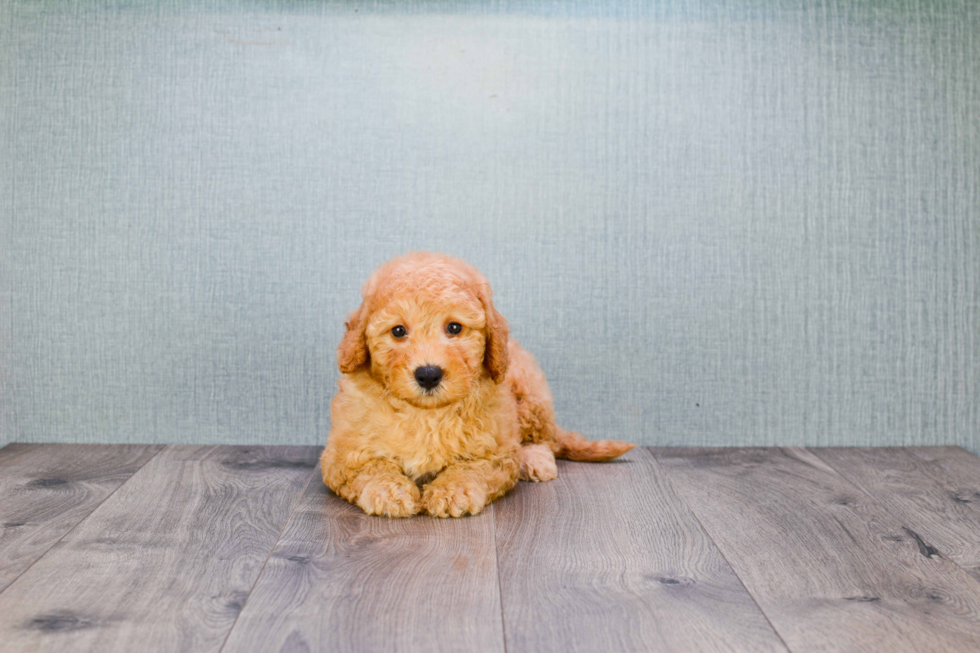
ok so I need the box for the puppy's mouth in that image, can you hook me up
[415,385,444,400]
[407,384,457,408]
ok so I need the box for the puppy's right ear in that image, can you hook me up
[337,303,370,374]
[477,282,510,383]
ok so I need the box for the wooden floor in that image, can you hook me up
[2,445,980,652]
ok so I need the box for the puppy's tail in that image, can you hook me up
[553,427,634,462]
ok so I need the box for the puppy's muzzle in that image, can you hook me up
[414,365,443,390]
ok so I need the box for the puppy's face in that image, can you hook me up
[365,289,487,408]
[338,253,510,406]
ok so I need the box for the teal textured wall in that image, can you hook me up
[2,1,978,448]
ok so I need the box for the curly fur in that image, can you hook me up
[321,252,634,518]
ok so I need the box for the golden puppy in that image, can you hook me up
[321,252,633,518]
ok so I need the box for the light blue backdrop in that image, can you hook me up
[2,1,978,449]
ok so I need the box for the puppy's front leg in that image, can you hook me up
[323,457,421,518]
[422,451,520,518]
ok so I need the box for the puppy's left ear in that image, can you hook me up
[478,283,510,382]
[337,303,370,374]
[338,266,385,374]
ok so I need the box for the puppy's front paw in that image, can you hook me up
[356,477,421,518]
[520,444,558,482]
[422,479,488,518]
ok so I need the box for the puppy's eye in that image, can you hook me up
[391,325,407,339]
[446,322,462,335]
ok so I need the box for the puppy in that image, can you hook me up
[321,252,633,518]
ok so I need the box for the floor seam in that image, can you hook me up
[645,447,795,653]
[0,443,168,599]
[491,502,510,653]
[217,461,320,653]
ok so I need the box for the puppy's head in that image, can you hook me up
[337,252,509,407]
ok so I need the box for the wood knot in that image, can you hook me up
[28,478,67,488]
[649,575,695,587]
[27,613,93,632]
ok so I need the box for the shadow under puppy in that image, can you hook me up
[321,252,634,518]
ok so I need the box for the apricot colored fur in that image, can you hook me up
[321,252,634,518]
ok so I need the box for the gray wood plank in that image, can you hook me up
[221,467,505,653]
[0,445,319,653]
[493,448,787,652]
[0,443,162,593]
[814,447,980,583]
[654,447,980,652]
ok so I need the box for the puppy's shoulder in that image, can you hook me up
[331,370,384,417]
[337,369,382,395]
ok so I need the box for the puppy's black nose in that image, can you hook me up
[414,365,443,390]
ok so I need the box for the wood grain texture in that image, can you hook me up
[221,471,505,653]
[493,448,787,652]
[0,445,319,653]
[0,443,162,593]
[654,447,980,651]
[814,447,980,583]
